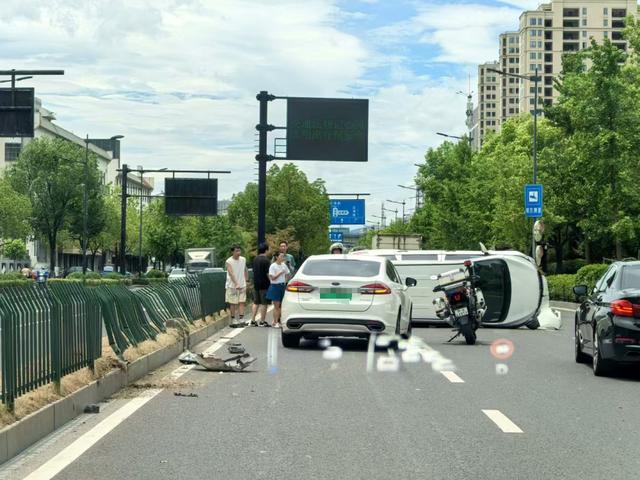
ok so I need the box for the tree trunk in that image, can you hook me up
[616,238,623,260]
[553,230,564,274]
[584,241,591,263]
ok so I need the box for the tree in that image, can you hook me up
[181,215,248,266]
[228,164,330,255]
[3,239,28,260]
[0,176,31,245]
[143,198,185,268]
[7,138,87,272]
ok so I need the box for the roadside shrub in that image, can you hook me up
[0,272,29,281]
[145,269,167,278]
[575,264,609,290]
[67,272,101,280]
[546,274,577,302]
[103,272,124,280]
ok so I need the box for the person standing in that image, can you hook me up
[251,243,271,326]
[266,252,290,328]
[225,245,249,327]
[279,241,296,276]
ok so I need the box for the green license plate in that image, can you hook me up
[320,289,352,300]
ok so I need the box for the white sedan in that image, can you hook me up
[281,254,417,348]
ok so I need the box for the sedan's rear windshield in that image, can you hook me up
[620,266,640,289]
[302,260,381,277]
[400,254,439,261]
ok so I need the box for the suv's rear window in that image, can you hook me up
[302,260,381,277]
[620,266,640,290]
[444,254,482,261]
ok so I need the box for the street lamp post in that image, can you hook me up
[82,136,89,275]
[399,184,422,210]
[138,166,143,275]
[487,66,540,258]
[383,206,398,224]
[387,199,406,225]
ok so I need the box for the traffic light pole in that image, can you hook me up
[256,91,275,246]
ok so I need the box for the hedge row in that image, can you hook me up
[546,263,609,302]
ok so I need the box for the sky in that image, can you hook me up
[0,0,542,228]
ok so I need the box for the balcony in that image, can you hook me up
[544,64,553,74]
[563,31,579,40]
[544,53,552,62]
[612,31,624,41]
[545,42,553,51]
[563,19,579,28]
[563,42,579,52]
[612,20,625,29]
[545,19,552,28]
[563,8,579,17]
[612,8,626,18]
[544,87,553,97]
[545,76,553,85]
[613,42,627,51]
[545,31,552,40]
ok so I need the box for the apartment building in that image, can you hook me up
[474,0,638,148]
[499,31,521,124]
[518,0,637,114]
[475,62,501,148]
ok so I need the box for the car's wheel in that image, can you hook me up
[574,320,589,364]
[402,308,413,339]
[592,328,611,376]
[526,318,540,330]
[281,331,301,348]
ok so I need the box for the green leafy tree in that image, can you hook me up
[142,198,185,268]
[3,239,28,260]
[228,164,330,255]
[181,215,248,266]
[0,177,31,243]
[7,138,87,272]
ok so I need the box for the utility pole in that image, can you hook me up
[119,164,128,275]
[256,91,275,246]
[82,135,89,275]
[138,168,143,275]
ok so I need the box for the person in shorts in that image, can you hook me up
[266,252,290,327]
[251,243,271,326]
[279,241,296,277]
[225,245,249,326]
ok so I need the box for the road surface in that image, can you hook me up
[2,305,639,480]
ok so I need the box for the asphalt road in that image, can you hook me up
[3,305,640,480]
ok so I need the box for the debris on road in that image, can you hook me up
[227,342,245,354]
[84,404,100,414]
[195,352,257,372]
[178,350,199,365]
[174,392,198,398]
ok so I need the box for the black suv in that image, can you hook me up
[574,261,640,376]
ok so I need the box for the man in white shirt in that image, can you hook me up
[225,245,249,326]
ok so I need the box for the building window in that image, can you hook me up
[4,143,21,162]
[563,8,579,17]
[612,9,626,18]
[538,41,543,48]
[545,19,552,28]
[537,18,543,26]
[603,19,608,27]
[530,17,537,26]
[581,7,587,16]
[582,31,587,38]
[582,42,587,49]
[604,31,608,39]
[530,40,536,48]
[612,19,625,29]
[603,7,608,16]
[530,52,537,60]
[544,87,553,97]
[582,19,587,26]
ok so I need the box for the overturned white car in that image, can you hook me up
[352,249,561,330]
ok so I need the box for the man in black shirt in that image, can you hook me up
[251,243,271,326]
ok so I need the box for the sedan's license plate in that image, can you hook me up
[454,307,468,317]
[320,289,352,301]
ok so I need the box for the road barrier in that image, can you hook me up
[0,272,227,410]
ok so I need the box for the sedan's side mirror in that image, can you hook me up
[573,284,588,298]
[405,277,417,287]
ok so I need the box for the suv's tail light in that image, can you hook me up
[286,281,315,293]
[610,300,640,317]
[359,283,391,295]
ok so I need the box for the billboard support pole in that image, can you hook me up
[256,91,275,246]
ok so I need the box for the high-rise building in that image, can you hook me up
[475,62,501,149]
[474,0,638,148]
[498,31,521,124]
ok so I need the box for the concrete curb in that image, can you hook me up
[0,312,230,465]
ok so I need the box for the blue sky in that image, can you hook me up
[0,0,541,227]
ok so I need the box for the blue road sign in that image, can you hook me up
[329,231,344,242]
[524,184,543,218]
[330,199,365,225]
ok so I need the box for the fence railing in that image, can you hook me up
[0,272,227,409]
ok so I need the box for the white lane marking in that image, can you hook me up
[24,325,247,480]
[482,409,523,433]
[441,371,465,383]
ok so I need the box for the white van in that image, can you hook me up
[352,249,560,329]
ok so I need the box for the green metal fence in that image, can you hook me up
[0,272,229,408]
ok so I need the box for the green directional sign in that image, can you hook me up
[286,97,368,162]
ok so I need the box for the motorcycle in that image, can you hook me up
[432,260,486,345]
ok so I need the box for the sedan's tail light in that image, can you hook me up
[610,300,640,317]
[359,283,391,295]
[614,336,637,344]
[286,281,315,293]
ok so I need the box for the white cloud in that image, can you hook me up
[0,0,488,230]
